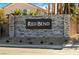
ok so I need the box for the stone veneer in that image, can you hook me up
[9,15,70,38]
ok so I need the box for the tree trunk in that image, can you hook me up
[64,3,70,14]
[59,3,63,14]
[48,3,50,15]
[52,3,55,15]
[68,3,70,14]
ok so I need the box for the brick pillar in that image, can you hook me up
[9,15,15,37]
[64,15,70,37]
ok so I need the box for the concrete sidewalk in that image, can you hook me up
[0,47,79,55]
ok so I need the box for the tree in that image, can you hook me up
[64,3,70,14]
[70,3,79,22]
[0,8,4,17]
[48,3,50,15]
[0,8,8,25]
[70,3,76,14]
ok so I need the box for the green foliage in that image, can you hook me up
[64,3,69,14]
[29,10,41,16]
[23,9,28,15]
[64,3,77,14]
[0,17,8,25]
[0,8,8,25]
[11,9,22,15]
[69,4,79,22]
[71,7,79,15]
[0,8,4,17]
[70,3,76,14]
[11,9,42,16]
[71,14,77,22]
[27,11,31,15]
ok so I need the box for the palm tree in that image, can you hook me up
[70,3,79,22]
[64,3,70,14]
[48,3,50,15]
[0,8,8,25]
[0,8,4,17]
[57,3,63,14]
[63,3,77,14]
[48,3,63,15]
[70,3,77,14]
[52,3,55,15]
[48,3,56,15]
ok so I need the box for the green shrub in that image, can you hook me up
[0,9,8,25]
[11,9,22,15]
[11,9,42,16]
[29,10,41,16]
[23,9,28,15]
[0,8,4,17]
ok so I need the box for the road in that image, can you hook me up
[0,47,79,55]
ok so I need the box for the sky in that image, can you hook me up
[33,3,48,9]
[0,3,48,9]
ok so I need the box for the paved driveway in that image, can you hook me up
[0,47,79,55]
